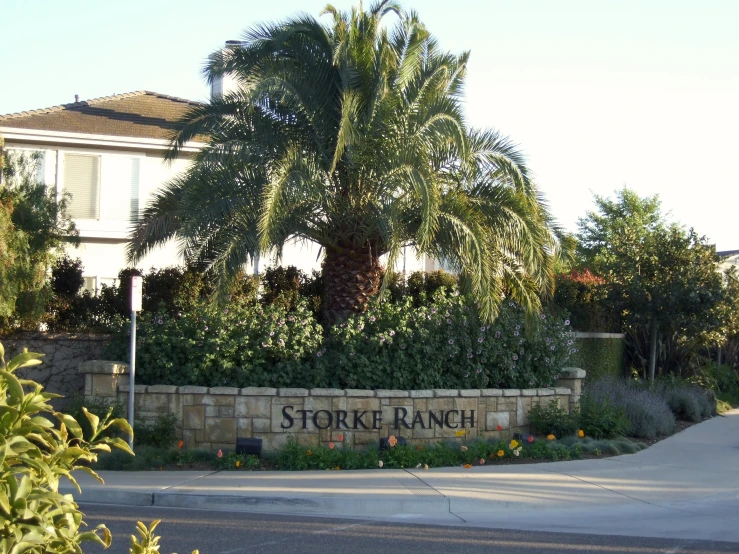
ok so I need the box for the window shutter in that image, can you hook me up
[130,158,140,222]
[64,154,100,219]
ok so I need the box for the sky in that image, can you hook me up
[3,0,738,250]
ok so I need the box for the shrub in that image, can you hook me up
[1,341,133,551]
[657,384,715,422]
[104,297,325,388]
[577,396,629,439]
[316,293,575,390]
[529,400,578,438]
[135,413,178,449]
[67,394,125,440]
[583,378,676,439]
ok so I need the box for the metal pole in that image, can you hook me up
[128,310,136,448]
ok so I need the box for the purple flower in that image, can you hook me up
[448,339,454,345]
[551,345,555,350]
[541,314,546,319]
[480,326,486,332]
[514,331,519,337]
[389,330,395,336]
[447,319,452,324]
[370,316,376,322]
[380,336,386,342]
[567,339,573,345]
[316,352,322,358]
[513,354,519,361]
[476,368,482,374]
[358,324,365,331]
[495,331,501,338]
[477,337,484,343]
[431,308,437,314]
[564,320,570,326]
[157,319,163,325]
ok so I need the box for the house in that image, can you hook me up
[718,250,739,273]
[0,90,438,290]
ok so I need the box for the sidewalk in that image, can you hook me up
[67,409,739,543]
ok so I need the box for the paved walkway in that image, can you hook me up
[66,409,739,543]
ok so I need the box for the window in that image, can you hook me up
[64,154,100,219]
[82,276,97,294]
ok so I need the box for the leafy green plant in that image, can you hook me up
[0,342,133,552]
[577,396,629,439]
[529,400,578,437]
[214,451,261,470]
[134,414,178,449]
[129,520,198,554]
[67,394,125,440]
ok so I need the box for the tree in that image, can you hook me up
[577,187,728,381]
[0,138,78,329]
[128,1,564,324]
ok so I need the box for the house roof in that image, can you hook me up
[717,250,739,258]
[0,91,204,142]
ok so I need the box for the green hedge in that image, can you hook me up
[570,334,625,382]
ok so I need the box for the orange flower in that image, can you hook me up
[463,463,472,469]
[306,450,312,456]
[328,442,335,450]
[388,435,398,447]
[547,434,556,441]
[497,450,504,457]
[578,429,585,438]
[178,440,184,449]
[217,449,223,458]
[416,445,423,451]
[338,434,344,442]
[527,435,534,443]
[496,425,502,431]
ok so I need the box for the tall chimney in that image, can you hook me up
[211,40,241,100]
[74,94,80,103]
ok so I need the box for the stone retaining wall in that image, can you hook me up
[2,333,111,409]
[81,362,585,452]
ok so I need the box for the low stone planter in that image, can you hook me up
[81,363,585,452]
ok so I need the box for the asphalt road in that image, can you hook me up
[78,503,739,554]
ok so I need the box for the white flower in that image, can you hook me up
[378,460,384,468]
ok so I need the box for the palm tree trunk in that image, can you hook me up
[322,246,383,325]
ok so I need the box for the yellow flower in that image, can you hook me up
[306,450,312,456]
[334,466,341,470]
[578,429,585,438]
[497,450,504,457]
[547,434,556,441]
[455,429,467,437]
[509,439,519,449]
[235,460,241,468]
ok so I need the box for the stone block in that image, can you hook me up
[332,397,348,412]
[516,397,532,426]
[261,433,290,451]
[345,389,376,397]
[409,390,434,398]
[235,396,272,418]
[205,417,236,443]
[502,389,521,397]
[201,395,236,407]
[91,374,119,397]
[148,385,177,394]
[183,405,205,430]
[427,398,454,412]
[79,360,128,375]
[117,384,147,393]
[498,397,517,412]
[208,387,239,395]
[459,389,481,397]
[521,389,538,397]
[558,368,586,379]
[553,387,572,395]
[344,398,381,412]
[410,427,435,439]
[481,389,503,397]
[219,407,234,418]
[140,394,169,412]
[278,388,309,397]
[310,388,345,397]
[433,389,458,397]
[413,399,428,412]
[205,406,220,417]
[252,418,271,434]
[537,388,555,396]
[375,390,409,398]
[182,429,197,447]
[237,418,252,436]
[304,396,332,412]
[241,387,277,396]
[179,386,208,394]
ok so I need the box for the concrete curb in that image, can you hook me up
[68,487,453,516]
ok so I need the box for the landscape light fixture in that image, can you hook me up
[236,437,263,458]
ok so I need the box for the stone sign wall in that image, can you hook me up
[81,362,586,451]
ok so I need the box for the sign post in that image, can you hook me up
[128,275,143,448]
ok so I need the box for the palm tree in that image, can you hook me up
[128,1,564,324]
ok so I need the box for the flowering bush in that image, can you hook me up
[316,292,575,389]
[104,298,325,387]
